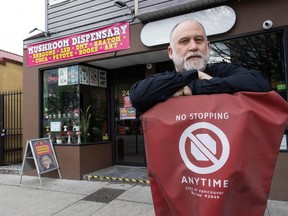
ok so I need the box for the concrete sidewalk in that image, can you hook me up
[0,173,154,216]
[0,172,288,216]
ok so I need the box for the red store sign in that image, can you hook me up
[27,22,130,67]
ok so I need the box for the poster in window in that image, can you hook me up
[99,70,107,88]
[89,68,99,86]
[30,138,59,173]
[50,121,61,132]
[123,96,132,108]
[79,65,90,85]
[68,65,79,85]
[120,107,136,120]
[58,67,68,86]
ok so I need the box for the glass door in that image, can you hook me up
[114,83,145,165]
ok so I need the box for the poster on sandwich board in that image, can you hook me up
[19,138,61,186]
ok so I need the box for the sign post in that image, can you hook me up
[19,138,62,186]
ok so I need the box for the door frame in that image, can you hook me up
[109,66,146,166]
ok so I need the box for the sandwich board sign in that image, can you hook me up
[19,138,62,186]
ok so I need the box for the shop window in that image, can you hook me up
[210,31,286,100]
[43,65,108,144]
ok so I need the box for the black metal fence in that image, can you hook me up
[0,90,23,165]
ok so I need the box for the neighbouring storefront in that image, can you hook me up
[23,0,287,200]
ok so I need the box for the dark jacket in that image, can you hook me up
[130,63,271,112]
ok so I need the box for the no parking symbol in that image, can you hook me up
[179,122,230,174]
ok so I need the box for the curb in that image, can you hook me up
[0,165,21,175]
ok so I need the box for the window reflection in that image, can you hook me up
[43,65,108,144]
[210,31,286,99]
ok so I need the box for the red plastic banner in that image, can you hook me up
[26,22,130,67]
[141,91,288,216]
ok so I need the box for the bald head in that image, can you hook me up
[168,19,210,72]
[170,20,207,46]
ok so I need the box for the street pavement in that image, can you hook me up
[0,170,288,215]
[0,173,154,216]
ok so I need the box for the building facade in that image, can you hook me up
[23,0,287,200]
[0,50,23,165]
[0,49,23,91]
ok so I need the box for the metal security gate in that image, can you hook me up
[0,90,23,165]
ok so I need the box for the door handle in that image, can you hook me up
[1,129,6,136]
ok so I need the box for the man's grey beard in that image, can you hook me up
[173,52,210,72]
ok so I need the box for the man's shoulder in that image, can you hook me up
[153,70,176,76]
[206,62,235,69]
[206,62,240,72]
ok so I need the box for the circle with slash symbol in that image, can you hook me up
[179,122,230,174]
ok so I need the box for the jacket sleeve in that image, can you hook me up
[130,70,198,112]
[188,63,271,94]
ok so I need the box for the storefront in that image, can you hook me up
[23,0,287,200]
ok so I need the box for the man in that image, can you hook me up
[129,19,270,112]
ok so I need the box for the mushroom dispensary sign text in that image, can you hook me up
[27,22,130,67]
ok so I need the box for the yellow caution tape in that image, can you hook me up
[87,175,150,185]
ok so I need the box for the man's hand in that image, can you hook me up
[183,86,192,95]
[173,88,184,97]
[198,71,213,80]
[183,71,212,95]
[173,71,213,97]
[173,86,192,96]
